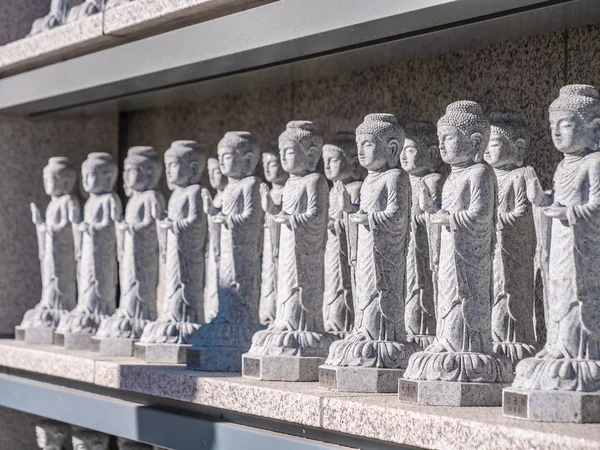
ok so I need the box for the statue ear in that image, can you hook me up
[306,145,318,170]
[387,139,400,166]
[427,145,439,170]
[470,133,483,163]
[514,138,526,166]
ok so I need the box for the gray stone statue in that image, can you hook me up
[17,158,79,344]
[203,158,227,324]
[320,114,419,392]
[56,153,121,349]
[243,121,333,381]
[259,141,289,326]
[66,0,104,23]
[400,121,443,350]
[136,141,208,362]
[29,0,70,36]
[95,147,164,355]
[322,132,362,338]
[504,85,600,423]
[187,132,264,372]
[35,420,70,450]
[484,110,537,366]
[71,427,109,450]
[400,101,513,406]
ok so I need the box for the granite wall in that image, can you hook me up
[0,113,118,336]
[124,23,600,190]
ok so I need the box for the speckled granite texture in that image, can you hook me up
[0,114,118,336]
[0,340,599,450]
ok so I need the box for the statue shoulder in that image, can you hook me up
[469,163,495,183]
[305,172,328,190]
[385,167,408,188]
[422,172,444,190]
[583,151,600,173]
[185,184,202,197]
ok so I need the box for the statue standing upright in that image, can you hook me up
[94,147,164,356]
[137,141,208,363]
[484,110,537,366]
[70,427,109,450]
[243,121,334,381]
[400,121,444,350]
[56,153,121,349]
[35,420,70,450]
[322,132,362,338]
[187,132,264,372]
[203,158,227,323]
[259,141,289,325]
[504,85,600,423]
[17,157,79,344]
[400,101,513,406]
[320,114,419,392]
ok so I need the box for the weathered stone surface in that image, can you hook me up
[134,343,190,364]
[92,337,138,357]
[55,332,94,350]
[187,346,245,372]
[242,355,323,382]
[23,327,55,345]
[398,379,508,407]
[503,387,600,423]
[319,365,403,393]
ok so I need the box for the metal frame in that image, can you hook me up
[0,370,413,450]
[1,0,597,115]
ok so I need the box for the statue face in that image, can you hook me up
[437,125,472,165]
[43,172,66,197]
[356,134,388,171]
[217,146,244,178]
[262,153,287,184]
[323,147,352,181]
[36,427,61,450]
[124,162,149,192]
[83,164,114,195]
[280,141,309,175]
[400,138,430,174]
[484,131,518,167]
[208,164,226,190]
[549,110,597,154]
[165,157,192,188]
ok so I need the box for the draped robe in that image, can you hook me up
[204,190,223,323]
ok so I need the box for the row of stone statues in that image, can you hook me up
[35,419,159,450]
[17,84,600,423]
[29,0,134,35]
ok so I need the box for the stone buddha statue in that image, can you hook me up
[29,0,70,36]
[484,109,537,366]
[71,427,109,450]
[65,0,104,24]
[322,131,362,338]
[20,157,79,334]
[259,141,289,326]
[96,147,164,342]
[401,121,444,349]
[35,420,70,450]
[139,141,207,346]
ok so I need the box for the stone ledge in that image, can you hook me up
[0,340,599,449]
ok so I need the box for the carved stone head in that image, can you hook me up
[217,131,259,179]
[71,427,109,450]
[207,158,227,191]
[164,140,205,189]
[35,420,69,450]
[437,101,490,166]
[322,131,360,182]
[123,146,162,195]
[262,140,289,185]
[355,113,404,171]
[43,157,77,197]
[485,109,529,168]
[82,153,118,195]
[278,121,324,175]
[401,121,440,175]
[549,84,600,155]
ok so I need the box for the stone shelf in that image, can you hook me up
[2,0,600,115]
[0,340,598,450]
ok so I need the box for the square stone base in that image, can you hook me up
[134,343,190,364]
[14,327,25,341]
[242,354,324,381]
[398,379,509,406]
[187,346,245,372]
[503,387,600,423]
[54,332,94,350]
[23,328,55,345]
[91,337,137,356]
[319,365,404,393]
